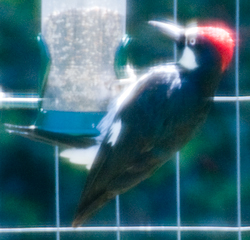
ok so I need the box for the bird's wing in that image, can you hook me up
[73,65,183,226]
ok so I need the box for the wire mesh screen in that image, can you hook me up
[1,0,250,239]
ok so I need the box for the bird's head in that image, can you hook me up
[149,20,235,73]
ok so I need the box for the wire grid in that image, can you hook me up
[0,0,248,239]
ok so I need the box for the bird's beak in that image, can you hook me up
[148,20,184,43]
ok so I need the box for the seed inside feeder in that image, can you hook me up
[42,7,123,112]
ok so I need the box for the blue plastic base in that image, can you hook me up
[35,110,106,137]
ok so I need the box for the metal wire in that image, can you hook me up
[235,0,241,239]
[116,195,121,240]
[1,226,250,233]
[0,95,40,109]
[173,1,182,240]
[55,146,60,240]
[0,96,250,110]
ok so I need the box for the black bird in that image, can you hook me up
[72,20,234,226]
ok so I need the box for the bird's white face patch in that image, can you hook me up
[185,27,198,39]
[179,46,198,70]
[108,119,122,146]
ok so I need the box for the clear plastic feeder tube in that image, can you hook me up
[41,0,126,111]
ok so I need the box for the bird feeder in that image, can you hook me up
[37,0,126,136]
[5,0,127,144]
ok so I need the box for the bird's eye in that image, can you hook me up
[189,38,196,45]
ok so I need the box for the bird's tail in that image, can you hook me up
[72,192,114,227]
[4,123,96,147]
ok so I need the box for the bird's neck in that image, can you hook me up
[186,64,222,98]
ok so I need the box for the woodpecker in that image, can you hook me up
[72,20,234,226]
